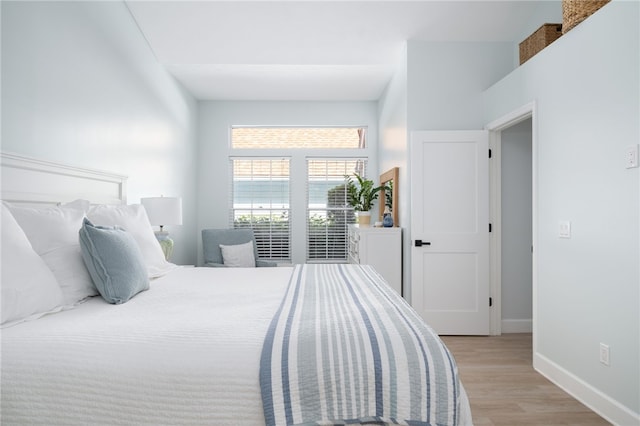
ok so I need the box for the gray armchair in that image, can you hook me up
[202,228,277,267]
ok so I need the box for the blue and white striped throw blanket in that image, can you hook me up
[260,264,461,426]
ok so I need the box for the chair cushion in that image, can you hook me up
[202,228,257,265]
[219,241,256,267]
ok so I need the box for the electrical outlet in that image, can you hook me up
[626,145,639,169]
[599,343,610,366]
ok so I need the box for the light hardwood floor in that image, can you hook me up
[440,333,611,426]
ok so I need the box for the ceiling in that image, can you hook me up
[125,1,562,101]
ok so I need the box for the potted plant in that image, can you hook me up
[345,173,384,226]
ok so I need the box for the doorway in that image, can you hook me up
[407,103,536,337]
[487,102,536,341]
[500,119,533,332]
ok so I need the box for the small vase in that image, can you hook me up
[383,212,393,228]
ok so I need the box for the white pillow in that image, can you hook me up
[219,241,256,267]
[64,198,91,212]
[87,204,178,278]
[1,204,64,326]
[5,201,97,306]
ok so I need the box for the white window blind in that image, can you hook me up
[306,159,367,262]
[229,158,290,260]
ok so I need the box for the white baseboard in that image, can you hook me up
[534,352,640,426]
[501,318,532,333]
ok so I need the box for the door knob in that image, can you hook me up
[415,240,431,247]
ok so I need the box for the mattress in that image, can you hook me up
[1,266,472,425]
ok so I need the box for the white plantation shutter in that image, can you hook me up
[229,158,290,260]
[306,159,367,262]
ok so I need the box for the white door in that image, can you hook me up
[410,130,490,335]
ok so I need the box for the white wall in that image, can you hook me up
[197,101,378,265]
[377,45,408,297]
[1,1,199,265]
[501,118,533,332]
[483,1,639,422]
[407,41,515,131]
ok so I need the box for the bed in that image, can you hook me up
[0,152,472,425]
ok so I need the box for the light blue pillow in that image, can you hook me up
[79,218,149,304]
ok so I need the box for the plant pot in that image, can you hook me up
[357,211,371,227]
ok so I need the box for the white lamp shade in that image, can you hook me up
[141,197,183,226]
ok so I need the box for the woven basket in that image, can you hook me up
[562,0,611,33]
[519,23,562,65]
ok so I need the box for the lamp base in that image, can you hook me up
[154,231,174,261]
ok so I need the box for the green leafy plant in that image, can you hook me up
[345,173,383,212]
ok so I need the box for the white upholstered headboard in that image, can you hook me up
[1,152,127,206]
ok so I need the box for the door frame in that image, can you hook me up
[485,101,538,340]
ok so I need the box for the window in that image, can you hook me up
[232,127,365,149]
[230,127,369,263]
[230,158,290,260]
[307,159,365,261]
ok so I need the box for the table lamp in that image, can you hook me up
[141,196,183,260]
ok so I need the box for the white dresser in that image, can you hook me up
[347,224,402,295]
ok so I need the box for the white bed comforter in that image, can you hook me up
[1,266,293,425]
[1,266,472,426]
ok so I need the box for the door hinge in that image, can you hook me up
[489,297,493,307]
[489,223,492,232]
[489,149,492,158]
